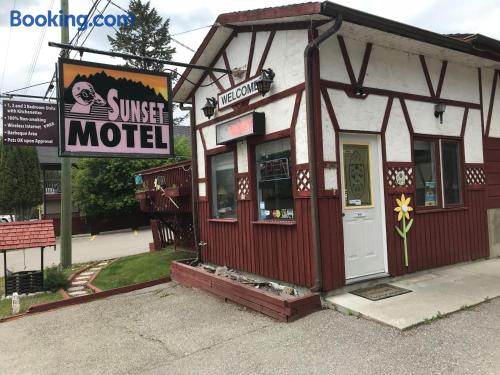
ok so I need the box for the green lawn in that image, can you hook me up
[91,248,194,291]
[0,277,64,319]
[0,263,88,319]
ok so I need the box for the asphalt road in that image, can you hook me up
[0,228,152,274]
[0,282,499,374]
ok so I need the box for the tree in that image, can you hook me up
[72,136,191,218]
[107,0,175,72]
[0,142,43,220]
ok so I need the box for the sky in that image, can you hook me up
[1,0,500,131]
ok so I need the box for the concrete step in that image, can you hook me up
[71,280,88,286]
[89,267,101,272]
[67,286,85,292]
[75,276,90,281]
[97,262,108,267]
[79,271,94,277]
[68,290,89,297]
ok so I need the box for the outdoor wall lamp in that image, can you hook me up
[434,102,446,124]
[202,97,217,119]
[256,68,275,96]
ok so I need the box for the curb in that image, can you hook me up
[28,277,171,314]
[0,277,171,323]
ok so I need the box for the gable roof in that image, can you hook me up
[0,220,56,251]
[173,1,500,103]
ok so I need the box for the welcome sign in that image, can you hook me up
[217,75,261,110]
[58,58,173,158]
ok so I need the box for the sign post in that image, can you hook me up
[60,0,72,269]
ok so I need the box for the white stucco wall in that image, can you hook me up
[249,31,271,77]
[194,75,219,124]
[197,130,206,179]
[319,35,351,84]
[464,109,484,163]
[365,46,430,97]
[385,99,412,162]
[324,166,338,190]
[488,79,500,138]
[262,95,296,134]
[321,95,336,162]
[199,182,206,197]
[201,124,217,150]
[440,62,479,104]
[481,68,495,132]
[328,89,388,132]
[406,100,464,137]
[295,93,308,164]
[237,140,248,173]
[224,32,252,73]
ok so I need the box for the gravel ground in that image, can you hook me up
[0,282,499,374]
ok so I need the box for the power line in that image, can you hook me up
[3,81,53,94]
[24,0,56,94]
[0,0,17,94]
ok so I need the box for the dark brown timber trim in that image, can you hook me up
[337,35,357,86]
[435,60,448,99]
[256,30,276,73]
[222,51,235,87]
[486,70,499,137]
[357,43,372,87]
[246,31,256,80]
[419,55,436,98]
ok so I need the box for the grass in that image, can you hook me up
[91,247,193,291]
[0,277,64,319]
[0,263,90,319]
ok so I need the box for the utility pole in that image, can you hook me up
[60,0,72,268]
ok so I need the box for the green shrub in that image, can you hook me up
[44,267,69,292]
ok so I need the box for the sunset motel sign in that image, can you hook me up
[58,58,174,158]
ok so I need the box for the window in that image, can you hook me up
[211,152,236,218]
[255,138,294,220]
[414,140,438,207]
[413,139,462,208]
[442,142,462,205]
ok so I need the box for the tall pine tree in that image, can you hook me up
[107,0,176,71]
[0,142,43,220]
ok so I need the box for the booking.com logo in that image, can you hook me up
[10,10,135,31]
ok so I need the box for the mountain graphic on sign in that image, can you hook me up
[64,71,168,105]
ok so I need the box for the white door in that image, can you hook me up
[340,134,387,281]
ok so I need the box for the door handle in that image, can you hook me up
[342,213,345,217]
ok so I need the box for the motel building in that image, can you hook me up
[173,2,500,292]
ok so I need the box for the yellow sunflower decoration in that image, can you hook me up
[394,194,413,268]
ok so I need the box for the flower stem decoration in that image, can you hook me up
[394,194,413,267]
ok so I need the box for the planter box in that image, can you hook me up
[171,261,321,322]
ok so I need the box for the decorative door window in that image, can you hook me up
[210,152,236,218]
[343,144,372,207]
[255,138,294,220]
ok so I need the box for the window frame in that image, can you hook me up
[251,135,295,223]
[413,136,464,211]
[207,148,237,220]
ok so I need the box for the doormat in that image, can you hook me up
[350,283,411,301]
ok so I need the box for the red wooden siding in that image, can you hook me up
[385,174,489,277]
[199,198,317,287]
[485,137,500,208]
